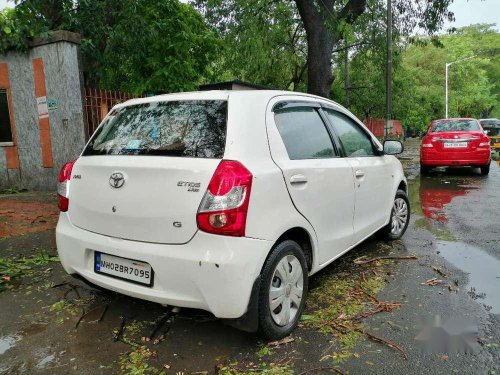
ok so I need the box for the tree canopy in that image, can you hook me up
[333,24,499,132]
[0,1,498,132]
[1,0,219,94]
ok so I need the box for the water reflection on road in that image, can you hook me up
[412,163,500,315]
[418,169,485,222]
[436,240,500,314]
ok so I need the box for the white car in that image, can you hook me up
[56,90,409,339]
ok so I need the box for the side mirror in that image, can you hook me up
[383,140,403,155]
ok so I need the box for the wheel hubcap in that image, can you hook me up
[391,197,408,236]
[269,255,304,326]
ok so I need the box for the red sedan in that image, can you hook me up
[420,118,491,175]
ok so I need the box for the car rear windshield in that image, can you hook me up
[431,119,480,133]
[83,100,227,158]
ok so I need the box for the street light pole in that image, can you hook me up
[385,0,392,137]
[445,55,476,118]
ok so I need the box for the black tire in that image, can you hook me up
[420,165,431,175]
[258,240,308,340]
[377,189,410,240]
[480,163,490,175]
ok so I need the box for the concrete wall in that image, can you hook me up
[0,31,86,190]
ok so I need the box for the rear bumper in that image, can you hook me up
[56,213,272,319]
[421,149,490,167]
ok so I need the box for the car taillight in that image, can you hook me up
[57,160,76,212]
[197,160,253,237]
[479,137,490,147]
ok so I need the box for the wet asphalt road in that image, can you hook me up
[0,140,499,374]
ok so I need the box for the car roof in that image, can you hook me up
[114,90,345,110]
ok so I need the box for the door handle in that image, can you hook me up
[355,170,365,178]
[290,174,308,184]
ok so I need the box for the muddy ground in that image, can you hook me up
[0,139,499,374]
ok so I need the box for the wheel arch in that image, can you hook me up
[273,227,314,272]
[397,180,407,193]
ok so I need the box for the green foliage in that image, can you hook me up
[194,0,307,90]
[1,186,22,194]
[118,346,165,375]
[1,1,496,124]
[1,0,219,95]
[256,345,273,358]
[394,24,498,132]
[334,24,499,133]
[0,253,59,292]
[0,0,75,52]
[217,362,293,375]
[101,0,219,94]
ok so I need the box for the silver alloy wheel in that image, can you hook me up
[269,254,304,326]
[391,197,408,236]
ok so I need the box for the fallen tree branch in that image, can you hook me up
[298,366,346,375]
[421,278,443,286]
[268,336,295,347]
[148,308,174,340]
[51,281,69,288]
[114,316,126,342]
[75,304,109,329]
[353,254,417,265]
[355,328,408,360]
[75,307,87,329]
[432,266,447,278]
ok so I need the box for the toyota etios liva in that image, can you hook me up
[56,91,409,339]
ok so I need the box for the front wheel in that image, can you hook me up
[378,189,410,240]
[258,240,308,340]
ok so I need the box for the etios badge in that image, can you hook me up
[109,172,125,188]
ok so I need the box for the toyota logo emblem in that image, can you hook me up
[109,172,125,188]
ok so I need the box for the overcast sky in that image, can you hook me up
[0,0,498,31]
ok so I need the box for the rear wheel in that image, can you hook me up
[378,189,410,240]
[258,240,308,340]
[480,163,490,176]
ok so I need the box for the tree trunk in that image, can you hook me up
[295,0,334,98]
[295,0,367,98]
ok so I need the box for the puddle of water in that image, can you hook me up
[436,241,500,314]
[0,334,21,355]
[419,176,478,222]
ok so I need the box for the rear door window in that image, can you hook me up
[274,106,337,160]
[83,100,227,158]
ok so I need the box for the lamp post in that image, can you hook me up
[385,0,392,137]
[445,56,476,118]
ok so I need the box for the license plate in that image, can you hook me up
[444,142,467,148]
[94,252,153,286]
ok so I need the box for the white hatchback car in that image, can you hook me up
[56,90,409,339]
